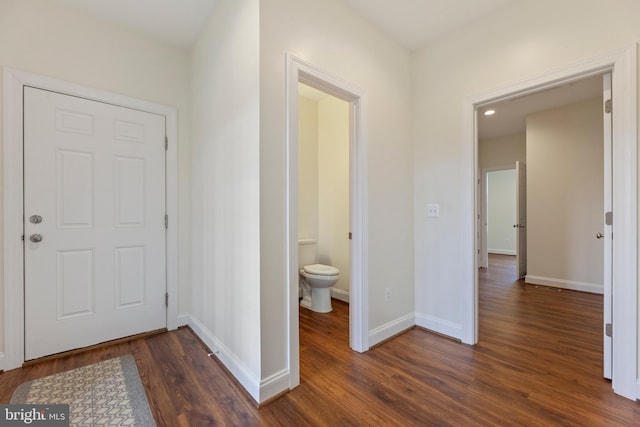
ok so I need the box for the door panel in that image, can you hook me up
[24,87,167,360]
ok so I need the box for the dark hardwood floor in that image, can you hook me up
[1,254,639,425]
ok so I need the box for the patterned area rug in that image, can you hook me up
[11,355,156,426]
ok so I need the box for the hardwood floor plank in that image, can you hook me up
[1,254,638,425]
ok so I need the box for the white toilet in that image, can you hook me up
[299,240,340,313]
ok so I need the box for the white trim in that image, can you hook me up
[286,53,369,390]
[181,313,283,403]
[368,313,415,347]
[0,352,5,371]
[177,313,191,328]
[525,275,603,295]
[330,288,350,303]
[462,45,637,400]
[415,313,463,340]
[3,68,179,370]
[186,314,261,403]
[259,369,291,403]
[636,380,640,400]
[488,250,516,256]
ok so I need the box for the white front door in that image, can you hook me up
[515,161,527,279]
[24,87,167,360]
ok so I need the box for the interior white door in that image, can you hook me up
[24,87,167,360]
[603,73,613,380]
[515,161,527,279]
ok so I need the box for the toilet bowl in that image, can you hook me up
[299,263,340,313]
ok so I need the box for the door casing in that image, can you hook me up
[3,68,179,370]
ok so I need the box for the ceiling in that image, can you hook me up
[48,0,220,50]
[478,75,603,140]
[341,0,517,51]
[48,0,518,52]
[47,0,602,140]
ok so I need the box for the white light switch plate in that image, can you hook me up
[427,204,440,218]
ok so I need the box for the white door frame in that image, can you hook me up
[3,68,179,370]
[462,45,638,400]
[286,53,368,389]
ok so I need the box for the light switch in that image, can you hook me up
[427,204,440,218]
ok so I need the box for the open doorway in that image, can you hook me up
[298,83,351,309]
[463,45,637,399]
[286,54,368,390]
[479,74,605,284]
[477,73,607,369]
[483,167,518,257]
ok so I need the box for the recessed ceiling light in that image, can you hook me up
[484,109,496,116]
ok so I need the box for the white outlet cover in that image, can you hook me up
[427,204,440,218]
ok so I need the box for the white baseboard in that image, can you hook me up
[330,288,350,303]
[415,313,463,340]
[260,369,290,402]
[525,275,603,294]
[636,379,640,401]
[177,313,190,328]
[368,312,415,347]
[185,314,262,403]
[488,249,516,256]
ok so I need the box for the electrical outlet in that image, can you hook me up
[427,204,440,218]
[384,287,392,302]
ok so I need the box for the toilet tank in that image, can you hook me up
[298,239,317,268]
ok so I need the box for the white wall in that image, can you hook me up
[480,133,526,169]
[487,170,516,255]
[260,0,414,389]
[298,96,319,240]
[0,0,191,363]
[318,96,351,296]
[189,0,261,391]
[526,98,603,290]
[412,0,640,340]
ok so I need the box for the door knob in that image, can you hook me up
[596,232,605,239]
[513,224,525,228]
[29,214,43,224]
[29,233,43,243]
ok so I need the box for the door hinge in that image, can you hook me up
[165,292,169,307]
[605,211,613,226]
[165,136,168,150]
[348,232,352,240]
[605,99,612,114]
[165,214,168,229]
[605,323,612,338]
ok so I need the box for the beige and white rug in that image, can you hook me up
[11,355,156,426]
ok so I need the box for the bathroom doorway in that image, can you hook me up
[297,83,351,308]
[286,53,368,390]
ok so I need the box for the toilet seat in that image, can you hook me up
[303,264,339,276]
